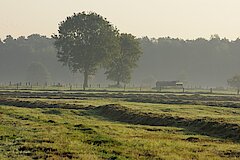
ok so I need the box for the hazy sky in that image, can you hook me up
[0,0,240,40]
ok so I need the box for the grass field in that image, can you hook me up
[0,89,240,159]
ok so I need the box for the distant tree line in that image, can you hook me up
[1,19,240,87]
[0,33,93,86]
[0,34,58,84]
[137,35,240,87]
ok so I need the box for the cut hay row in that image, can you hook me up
[93,104,240,142]
[0,98,94,110]
[0,98,239,142]
[128,97,240,108]
[1,90,240,108]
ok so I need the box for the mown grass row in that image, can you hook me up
[2,90,240,109]
[0,98,240,142]
[92,104,240,142]
[1,105,240,159]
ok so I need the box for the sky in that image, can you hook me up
[0,0,240,40]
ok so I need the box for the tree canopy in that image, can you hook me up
[105,33,142,86]
[227,75,240,94]
[136,35,240,87]
[0,34,60,84]
[1,33,240,87]
[53,12,119,90]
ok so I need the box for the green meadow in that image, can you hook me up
[0,90,240,159]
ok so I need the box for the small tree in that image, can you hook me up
[26,62,50,85]
[53,12,119,90]
[105,33,142,86]
[227,75,240,94]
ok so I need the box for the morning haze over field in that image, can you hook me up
[1,0,240,87]
[1,1,240,159]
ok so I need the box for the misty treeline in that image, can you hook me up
[0,34,74,85]
[136,35,240,87]
[1,34,240,87]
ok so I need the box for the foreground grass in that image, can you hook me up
[0,105,240,159]
[20,97,240,125]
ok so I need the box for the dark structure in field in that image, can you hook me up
[156,81,183,89]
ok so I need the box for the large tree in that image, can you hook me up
[105,33,142,86]
[53,12,119,90]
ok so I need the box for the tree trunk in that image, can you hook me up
[83,70,88,90]
[116,75,120,87]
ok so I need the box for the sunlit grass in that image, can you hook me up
[18,97,240,125]
[0,105,240,159]
[1,89,240,159]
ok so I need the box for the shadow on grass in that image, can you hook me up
[1,98,239,143]
[91,104,240,143]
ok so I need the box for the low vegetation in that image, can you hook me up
[0,89,240,159]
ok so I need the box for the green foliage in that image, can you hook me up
[228,75,240,94]
[53,12,119,89]
[137,36,240,86]
[105,33,142,85]
[0,34,58,83]
[2,32,240,87]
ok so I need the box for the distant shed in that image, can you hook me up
[156,81,183,89]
